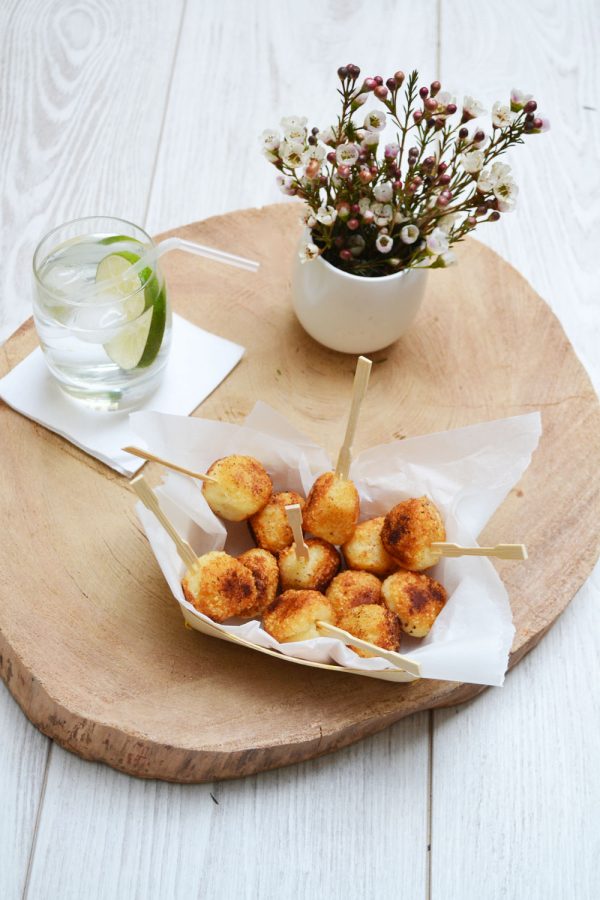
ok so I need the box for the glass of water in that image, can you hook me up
[32,216,172,410]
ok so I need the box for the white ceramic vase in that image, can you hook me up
[291,244,427,354]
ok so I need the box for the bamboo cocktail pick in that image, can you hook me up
[131,475,198,568]
[334,355,372,480]
[123,446,218,484]
[315,620,421,677]
[430,542,528,561]
[285,503,310,561]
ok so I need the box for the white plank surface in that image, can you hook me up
[0,0,185,343]
[0,686,49,900]
[26,713,430,900]
[0,1,599,898]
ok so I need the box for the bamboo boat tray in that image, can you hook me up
[1,203,599,783]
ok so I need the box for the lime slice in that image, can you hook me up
[96,249,167,370]
[102,307,154,370]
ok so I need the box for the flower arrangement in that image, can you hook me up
[260,65,549,277]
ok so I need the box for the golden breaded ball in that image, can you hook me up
[381,569,447,637]
[337,604,401,658]
[262,589,334,643]
[303,471,359,545]
[249,490,305,553]
[381,496,445,570]
[278,537,340,592]
[342,516,398,576]
[182,551,257,622]
[202,455,272,522]
[326,570,382,618]
[237,548,279,617]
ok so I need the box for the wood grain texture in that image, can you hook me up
[0,0,185,344]
[26,714,429,900]
[1,203,598,783]
[0,685,49,900]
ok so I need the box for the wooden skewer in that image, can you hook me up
[430,542,528,561]
[285,503,310,561]
[334,355,372,480]
[123,446,218,484]
[316,620,421,677]
[131,475,198,569]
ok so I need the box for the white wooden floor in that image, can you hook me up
[1,1,599,897]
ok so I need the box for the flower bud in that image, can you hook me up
[424,98,437,112]
[386,77,396,91]
[340,249,353,261]
[437,194,450,207]
[337,201,351,219]
[467,216,477,226]
[419,86,429,99]
[459,127,469,139]
[347,64,361,79]
[334,236,344,248]
[474,130,485,144]
[337,66,349,80]
[311,126,319,135]
[438,162,448,173]
[393,179,402,190]
[338,165,351,179]
[488,211,500,221]
[347,218,360,231]
[413,110,423,124]
[374,85,389,99]
[434,117,445,130]
[476,205,487,216]
[438,173,451,185]
[524,99,537,113]
[430,80,441,97]
[422,155,436,171]
[364,77,377,91]
[326,151,336,163]
[533,117,543,130]
[358,168,372,184]
[446,103,457,114]
[374,75,383,85]
[307,135,317,146]
[394,70,405,86]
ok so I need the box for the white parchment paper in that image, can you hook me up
[131,403,541,686]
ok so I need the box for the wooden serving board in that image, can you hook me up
[1,203,599,783]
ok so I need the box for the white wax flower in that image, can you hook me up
[284,123,308,143]
[426,227,449,255]
[280,115,307,131]
[280,140,305,167]
[276,175,296,195]
[375,234,393,253]
[363,109,387,132]
[358,197,371,214]
[373,181,393,202]
[492,102,513,128]
[318,127,336,146]
[299,241,320,263]
[400,224,420,244]
[302,145,326,164]
[372,202,392,226]
[477,161,512,194]
[361,131,380,147]
[260,129,280,151]
[315,205,337,226]
[348,234,366,257]
[440,250,457,267]
[494,177,519,212]
[335,143,359,165]
[460,149,485,173]
[510,88,532,109]
[438,212,459,233]
[463,96,486,118]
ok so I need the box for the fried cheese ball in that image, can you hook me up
[337,604,401,658]
[201,455,272,522]
[182,551,257,622]
[381,569,447,637]
[381,496,445,571]
[278,538,340,592]
[262,589,335,643]
[325,570,382,618]
[342,516,398,577]
[248,490,305,553]
[237,548,279,617]
[302,471,359,545]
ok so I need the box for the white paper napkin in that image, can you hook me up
[0,313,244,475]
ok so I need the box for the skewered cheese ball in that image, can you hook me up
[182,551,257,622]
[249,490,305,553]
[237,548,279,617]
[262,589,334,643]
[302,471,359,545]
[202,455,272,522]
[326,570,382,618]
[342,516,398,577]
[381,496,445,570]
[278,538,340,592]
[381,569,447,637]
[337,604,401,658]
